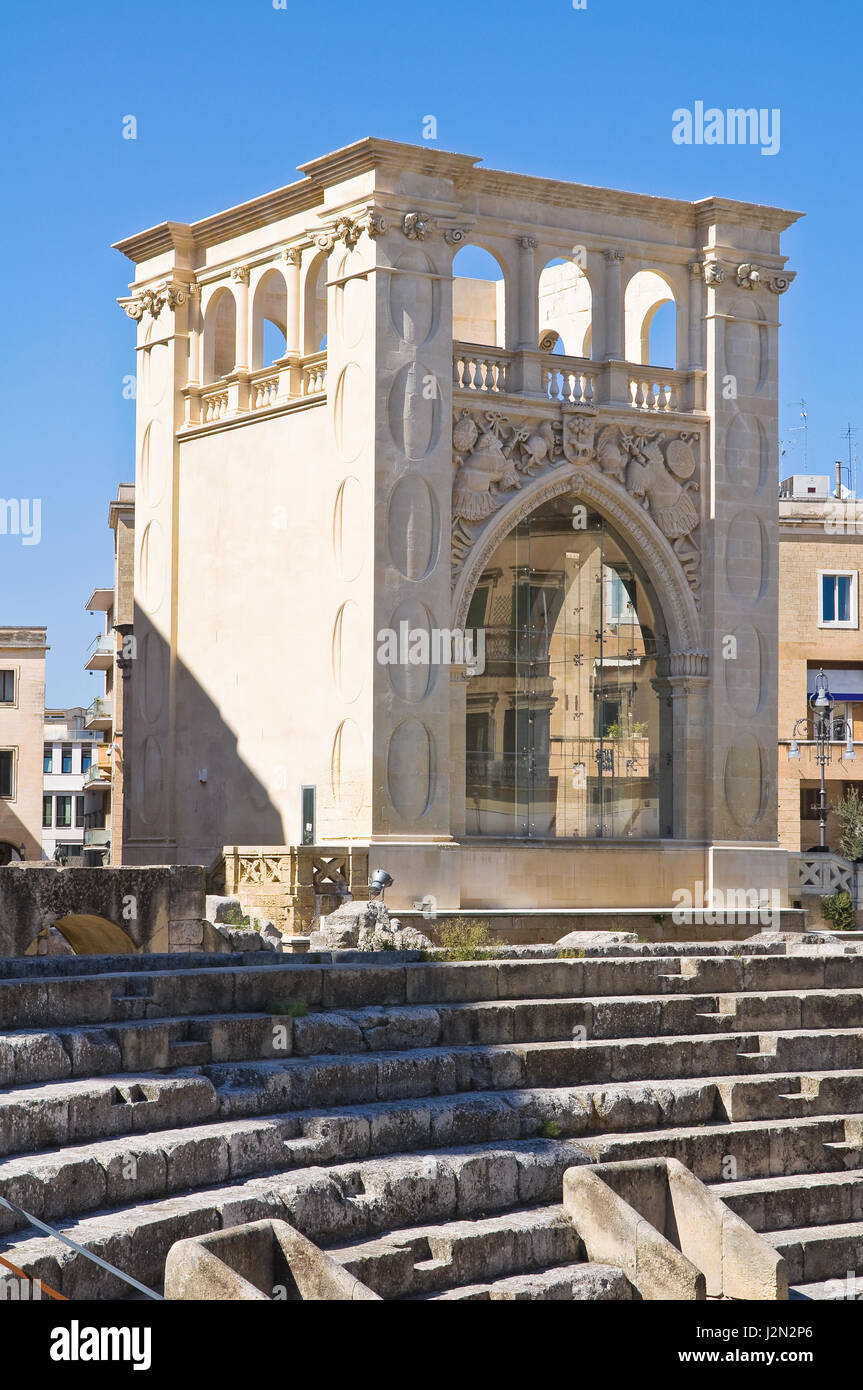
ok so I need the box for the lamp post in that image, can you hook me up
[787,668,855,850]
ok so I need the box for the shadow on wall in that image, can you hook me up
[125,601,289,868]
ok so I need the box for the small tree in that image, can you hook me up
[832,788,863,860]
[821,889,856,932]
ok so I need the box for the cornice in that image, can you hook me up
[112,138,804,267]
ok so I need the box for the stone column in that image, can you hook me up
[187,284,202,385]
[516,235,538,350]
[688,260,704,370]
[282,248,301,358]
[231,265,250,371]
[449,665,469,838]
[603,248,625,360]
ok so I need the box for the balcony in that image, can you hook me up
[85,587,114,614]
[84,696,113,731]
[82,761,112,792]
[84,633,115,671]
[452,344,705,416]
[83,827,110,848]
[183,353,328,429]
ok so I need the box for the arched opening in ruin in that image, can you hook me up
[537,257,593,358]
[0,842,23,866]
[624,270,678,367]
[203,287,237,380]
[452,246,507,348]
[25,914,138,957]
[303,251,328,354]
[252,268,288,368]
[463,493,668,839]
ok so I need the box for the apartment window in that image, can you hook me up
[819,571,858,628]
[0,751,13,799]
[43,795,53,827]
[43,745,53,773]
[0,672,14,704]
[55,795,72,828]
[61,745,73,775]
[75,795,85,828]
[81,747,92,774]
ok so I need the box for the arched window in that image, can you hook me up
[624,270,677,366]
[252,269,288,368]
[537,257,593,358]
[203,287,237,381]
[464,495,665,840]
[453,246,506,348]
[302,251,328,355]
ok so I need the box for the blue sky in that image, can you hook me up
[1,0,859,703]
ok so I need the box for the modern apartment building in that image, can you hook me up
[0,628,48,862]
[42,707,105,863]
[83,482,135,865]
[778,472,863,851]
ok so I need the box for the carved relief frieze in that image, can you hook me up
[702,259,793,294]
[451,403,704,607]
[314,207,388,252]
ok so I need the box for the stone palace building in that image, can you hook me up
[113,138,799,920]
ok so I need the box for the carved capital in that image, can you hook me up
[766,271,793,294]
[517,235,538,251]
[230,265,251,286]
[604,247,625,264]
[358,208,388,239]
[703,260,726,286]
[281,247,301,267]
[688,260,703,278]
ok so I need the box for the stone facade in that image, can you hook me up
[113,138,799,917]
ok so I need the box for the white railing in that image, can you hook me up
[249,372,281,411]
[544,356,597,406]
[299,352,326,396]
[200,388,229,423]
[628,369,684,412]
[453,345,512,393]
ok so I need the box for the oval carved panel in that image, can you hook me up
[335,250,368,349]
[331,718,365,818]
[390,248,439,346]
[724,319,761,397]
[332,476,365,582]
[387,474,440,580]
[138,736,165,828]
[331,600,364,704]
[137,629,166,726]
[724,623,765,718]
[387,360,440,460]
[138,520,166,614]
[333,362,366,463]
[138,419,167,508]
[387,718,434,819]
[724,736,765,828]
[726,511,767,602]
[386,599,437,703]
[144,342,170,406]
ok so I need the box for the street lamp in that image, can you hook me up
[786,668,853,850]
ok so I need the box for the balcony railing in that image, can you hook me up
[184,352,328,427]
[82,761,112,791]
[84,696,113,730]
[453,343,704,415]
[84,633,115,671]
